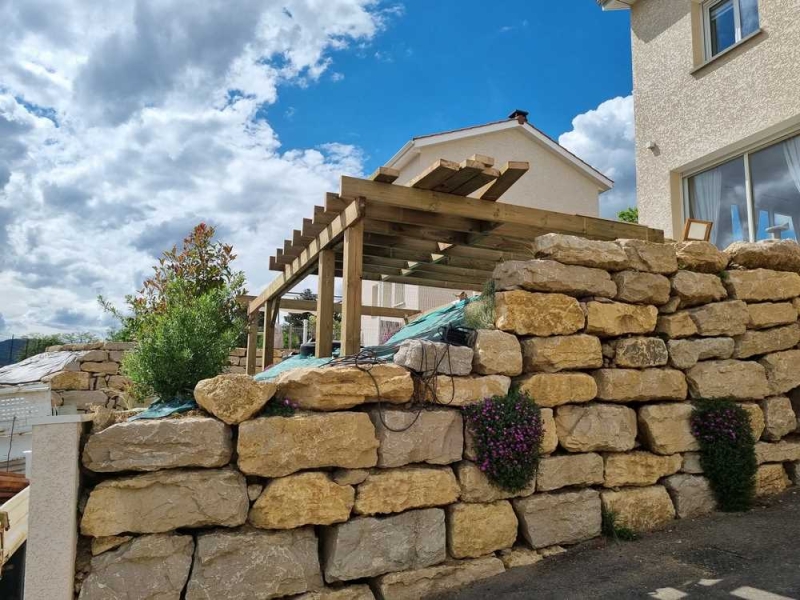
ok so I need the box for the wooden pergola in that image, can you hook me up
[245,156,664,374]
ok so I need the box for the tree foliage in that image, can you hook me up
[617,206,639,223]
[18,332,99,360]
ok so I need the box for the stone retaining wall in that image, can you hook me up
[72,237,800,599]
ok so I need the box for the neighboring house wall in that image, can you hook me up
[629,0,800,238]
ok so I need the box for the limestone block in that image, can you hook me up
[471,330,522,376]
[193,374,276,424]
[685,360,770,400]
[82,416,232,472]
[516,372,597,408]
[638,404,699,455]
[612,271,671,305]
[663,474,716,519]
[755,464,790,497]
[354,466,459,515]
[733,323,800,359]
[600,486,675,532]
[759,396,797,441]
[370,408,463,468]
[294,586,375,600]
[106,375,130,391]
[617,239,678,274]
[43,370,91,391]
[656,313,698,339]
[592,368,687,403]
[493,259,617,298]
[513,489,601,549]
[498,547,543,569]
[61,390,109,409]
[81,361,119,375]
[725,240,800,272]
[103,342,136,351]
[393,339,473,376]
[446,501,518,559]
[585,301,658,337]
[659,297,681,314]
[91,535,133,557]
[79,534,194,600]
[454,461,536,503]
[373,557,504,600]
[186,528,323,600]
[681,453,704,474]
[541,408,558,454]
[604,451,682,488]
[322,509,446,582]
[521,334,603,373]
[247,483,263,502]
[332,469,370,486]
[495,291,585,337]
[667,338,735,369]
[687,301,750,336]
[249,472,354,529]
[614,337,669,368]
[741,403,766,440]
[81,468,248,537]
[760,350,800,395]
[670,271,727,308]
[555,404,637,452]
[536,453,604,492]
[275,364,413,411]
[725,269,800,302]
[430,375,510,406]
[532,233,630,271]
[674,241,729,273]
[787,462,800,485]
[81,350,109,362]
[747,302,798,330]
[755,440,800,464]
[238,413,379,478]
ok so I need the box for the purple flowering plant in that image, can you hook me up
[462,388,544,492]
[690,399,756,512]
[261,397,299,418]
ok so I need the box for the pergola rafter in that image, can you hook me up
[246,157,664,373]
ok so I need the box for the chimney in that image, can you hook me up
[508,109,529,124]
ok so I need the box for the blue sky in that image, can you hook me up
[267,2,634,172]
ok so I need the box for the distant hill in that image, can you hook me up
[0,339,29,367]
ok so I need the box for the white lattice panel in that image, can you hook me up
[0,385,52,434]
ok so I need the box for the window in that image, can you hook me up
[703,0,759,59]
[687,133,800,247]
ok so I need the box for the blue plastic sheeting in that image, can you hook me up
[130,395,197,420]
[254,354,334,382]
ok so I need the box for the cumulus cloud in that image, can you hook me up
[0,0,397,335]
[559,95,636,220]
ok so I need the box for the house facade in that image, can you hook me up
[360,112,613,346]
[601,0,800,247]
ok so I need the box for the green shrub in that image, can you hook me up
[261,398,299,418]
[690,399,757,512]
[122,284,243,401]
[602,508,637,542]
[464,280,496,330]
[461,388,543,492]
[617,206,639,223]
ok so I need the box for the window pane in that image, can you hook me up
[688,157,748,248]
[750,134,800,242]
[739,0,760,37]
[709,0,736,56]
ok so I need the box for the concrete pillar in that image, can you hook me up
[24,415,91,600]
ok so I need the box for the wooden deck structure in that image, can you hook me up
[246,157,664,374]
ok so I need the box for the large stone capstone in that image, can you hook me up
[193,374,276,424]
[275,364,413,411]
[674,241,729,273]
[81,468,248,537]
[82,417,232,472]
[238,413,379,478]
[494,291,585,336]
[532,234,630,271]
[725,240,800,272]
[616,239,678,274]
[493,260,617,298]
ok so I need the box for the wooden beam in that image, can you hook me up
[436,243,532,262]
[249,198,363,314]
[325,192,348,213]
[341,219,364,355]
[450,166,500,197]
[469,154,495,167]
[364,219,470,245]
[273,298,417,319]
[479,161,530,201]
[403,261,494,280]
[246,312,259,375]
[433,159,485,194]
[315,248,335,358]
[340,176,663,242]
[380,275,485,292]
[365,202,484,234]
[369,166,400,184]
[293,228,315,246]
[407,159,460,190]
[429,253,499,272]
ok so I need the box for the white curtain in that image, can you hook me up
[690,167,723,244]
[783,136,800,197]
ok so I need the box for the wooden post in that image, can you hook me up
[262,298,279,370]
[341,219,364,356]
[245,312,259,375]
[315,248,335,358]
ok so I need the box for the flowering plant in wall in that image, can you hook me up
[691,399,757,512]
[462,388,544,492]
[262,398,299,418]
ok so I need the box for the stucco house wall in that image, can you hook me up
[629,0,800,238]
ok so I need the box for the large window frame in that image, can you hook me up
[702,0,757,59]
[683,129,800,245]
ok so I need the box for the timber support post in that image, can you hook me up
[262,298,280,370]
[245,312,259,375]
[341,216,364,356]
[315,248,335,358]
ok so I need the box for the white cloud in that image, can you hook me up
[0,0,398,335]
[559,95,636,220]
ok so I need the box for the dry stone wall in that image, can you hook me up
[73,236,800,600]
